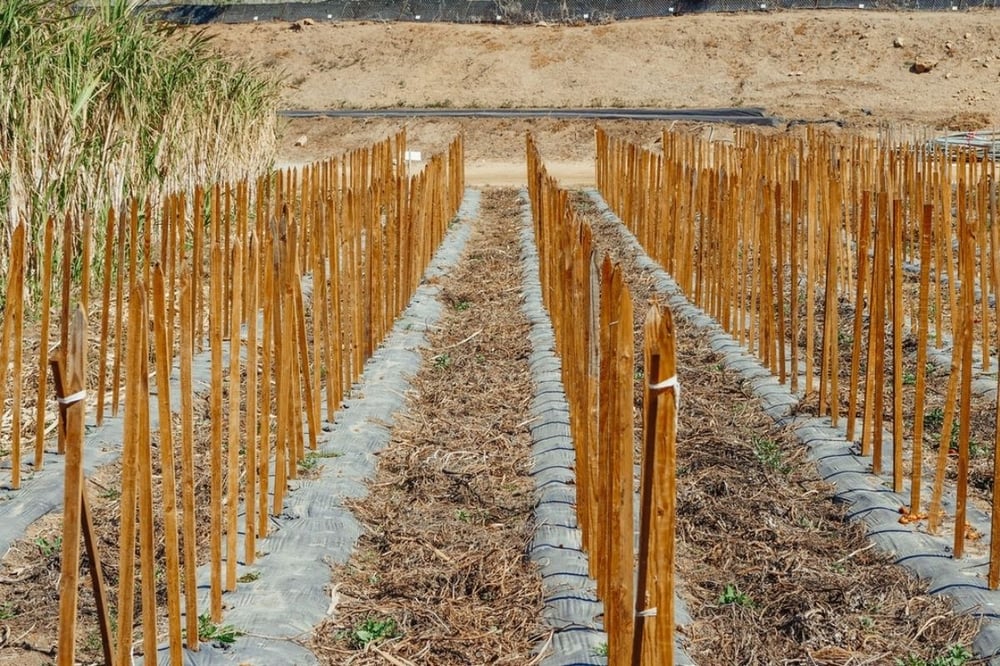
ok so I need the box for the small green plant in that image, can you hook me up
[593,642,609,657]
[0,602,16,620]
[895,644,972,666]
[99,485,121,500]
[195,613,242,646]
[341,616,400,649]
[83,630,102,653]
[718,583,754,607]
[924,407,945,430]
[456,509,471,523]
[454,299,471,312]
[298,449,342,475]
[752,436,790,474]
[903,371,917,386]
[238,570,261,583]
[34,535,62,557]
[433,353,451,369]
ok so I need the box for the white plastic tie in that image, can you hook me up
[57,390,86,406]
[637,607,657,617]
[649,375,679,392]
[650,375,681,430]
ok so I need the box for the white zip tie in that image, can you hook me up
[57,390,87,406]
[637,607,657,617]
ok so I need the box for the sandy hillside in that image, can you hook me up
[202,10,1000,181]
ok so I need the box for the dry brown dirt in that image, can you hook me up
[202,10,1000,183]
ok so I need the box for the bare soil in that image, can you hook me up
[200,10,1000,180]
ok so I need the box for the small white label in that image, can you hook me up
[253,15,258,21]
[760,3,767,9]
[404,151,422,162]
[583,13,589,18]
[327,14,332,19]
[415,14,421,19]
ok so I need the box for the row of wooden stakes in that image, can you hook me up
[41,132,464,665]
[528,134,680,664]
[596,126,1000,585]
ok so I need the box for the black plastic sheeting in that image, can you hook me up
[156,0,999,25]
[279,107,779,125]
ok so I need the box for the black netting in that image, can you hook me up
[157,0,1000,25]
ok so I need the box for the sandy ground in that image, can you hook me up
[204,10,1000,183]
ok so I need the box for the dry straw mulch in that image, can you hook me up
[311,188,547,664]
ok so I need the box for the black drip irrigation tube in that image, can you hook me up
[278,107,779,125]
[153,1,1000,25]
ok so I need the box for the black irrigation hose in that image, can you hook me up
[278,107,780,125]
[155,0,1000,25]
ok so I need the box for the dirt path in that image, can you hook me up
[310,189,546,664]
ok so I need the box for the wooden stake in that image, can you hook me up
[910,204,933,515]
[178,271,200,650]
[226,242,243,591]
[97,208,116,426]
[635,304,677,666]
[55,308,86,666]
[209,242,224,621]
[152,267,183,664]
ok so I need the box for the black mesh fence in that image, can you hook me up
[157,0,1000,25]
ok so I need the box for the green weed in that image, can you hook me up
[195,613,242,646]
[718,583,754,607]
[34,535,62,557]
[752,435,790,474]
[895,645,972,666]
[0,602,16,620]
[340,616,400,649]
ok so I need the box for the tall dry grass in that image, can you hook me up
[0,0,280,303]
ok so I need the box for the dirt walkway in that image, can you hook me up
[310,188,546,664]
